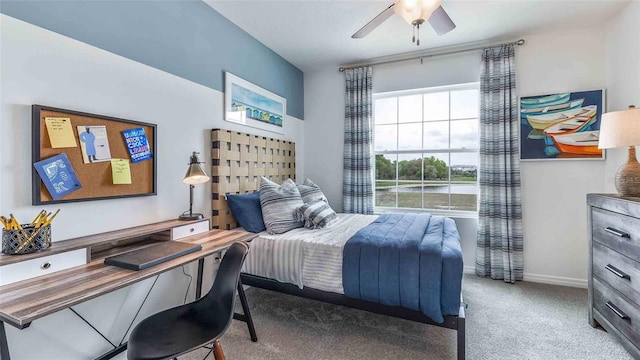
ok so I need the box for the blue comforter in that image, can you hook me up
[342,213,463,323]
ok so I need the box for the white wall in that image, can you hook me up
[0,15,304,359]
[604,1,640,188]
[517,26,608,287]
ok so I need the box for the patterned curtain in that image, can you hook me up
[476,45,523,283]
[343,66,374,214]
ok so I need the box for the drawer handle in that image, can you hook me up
[606,301,630,320]
[40,262,51,270]
[605,264,631,280]
[605,227,630,238]
[190,228,195,233]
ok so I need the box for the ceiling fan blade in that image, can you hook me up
[428,5,456,36]
[352,3,395,39]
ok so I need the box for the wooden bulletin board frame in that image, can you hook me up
[32,105,157,205]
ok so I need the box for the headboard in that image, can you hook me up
[211,129,296,230]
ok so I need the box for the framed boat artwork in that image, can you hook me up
[519,89,605,160]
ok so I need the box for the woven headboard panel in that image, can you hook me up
[211,129,296,230]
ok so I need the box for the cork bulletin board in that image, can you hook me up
[32,105,157,205]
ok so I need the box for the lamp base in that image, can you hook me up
[178,213,204,221]
[615,146,640,197]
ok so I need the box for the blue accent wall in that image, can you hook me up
[1,0,304,119]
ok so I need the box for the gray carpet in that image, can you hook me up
[182,275,633,360]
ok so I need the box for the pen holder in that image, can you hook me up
[2,225,51,255]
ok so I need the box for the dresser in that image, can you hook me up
[588,194,640,358]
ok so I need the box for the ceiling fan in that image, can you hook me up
[352,0,456,46]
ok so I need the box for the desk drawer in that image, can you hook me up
[0,248,87,286]
[592,208,640,263]
[171,221,209,240]
[593,277,640,346]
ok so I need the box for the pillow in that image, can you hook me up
[226,192,266,233]
[294,199,337,229]
[297,178,327,203]
[259,177,304,234]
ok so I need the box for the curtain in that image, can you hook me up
[343,66,374,214]
[476,45,523,283]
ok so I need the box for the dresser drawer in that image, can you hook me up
[592,207,640,263]
[593,277,640,346]
[0,248,87,286]
[593,241,640,302]
[171,220,209,240]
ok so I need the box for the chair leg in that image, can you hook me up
[213,340,225,360]
[237,280,258,342]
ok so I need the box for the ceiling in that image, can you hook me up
[205,0,628,72]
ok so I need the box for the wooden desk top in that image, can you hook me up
[0,229,257,328]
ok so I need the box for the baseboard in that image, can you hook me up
[463,266,587,288]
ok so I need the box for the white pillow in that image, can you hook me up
[296,178,328,203]
[259,177,304,234]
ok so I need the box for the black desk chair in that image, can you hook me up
[127,242,250,360]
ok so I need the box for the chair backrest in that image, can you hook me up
[199,242,249,327]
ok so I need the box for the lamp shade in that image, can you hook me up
[598,107,640,149]
[183,163,210,185]
[393,0,441,25]
[182,152,210,185]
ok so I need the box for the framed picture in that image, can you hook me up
[520,89,605,161]
[224,72,286,134]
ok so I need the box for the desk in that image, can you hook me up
[0,222,257,360]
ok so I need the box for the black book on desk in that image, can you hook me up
[104,241,202,271]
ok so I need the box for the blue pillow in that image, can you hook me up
[227,192,266,233]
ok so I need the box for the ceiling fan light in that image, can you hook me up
[394,0,441,25]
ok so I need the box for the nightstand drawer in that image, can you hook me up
[592,208,640,263]
[0,248,87,286]
[593,277,640,347]
[593,241,640,303]
[171,220,210,240]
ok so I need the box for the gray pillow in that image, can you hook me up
[259,177,304,234]
[297,178,327,203]
[294,199,337,229]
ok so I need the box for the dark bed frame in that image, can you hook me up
[238,273,466,360]
[211,129,466,359]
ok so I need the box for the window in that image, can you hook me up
[373,83,479,213]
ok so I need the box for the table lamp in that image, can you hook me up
[179,151,210,221]
[598,105,640,197]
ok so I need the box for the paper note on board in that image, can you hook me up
[111,159,132,185]
[45,117,77,148]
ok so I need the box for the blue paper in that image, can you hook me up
[33,153,82,200]
[122,127,152,163]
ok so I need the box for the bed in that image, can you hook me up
[211,129,466,360]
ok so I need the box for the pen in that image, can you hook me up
[36,212,52,228]
[30,210,46,226]
[42,209,60,227]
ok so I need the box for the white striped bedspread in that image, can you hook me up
[242,214,378,294]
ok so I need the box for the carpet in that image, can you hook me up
[182,275,632,360]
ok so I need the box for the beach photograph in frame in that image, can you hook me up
[224,72,286,134]
[520,89,605,160]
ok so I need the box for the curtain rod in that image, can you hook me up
[338,39,525,72]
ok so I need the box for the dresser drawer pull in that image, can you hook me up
[606,301,630,320]
[605,264,631,280]
[604,227,630,238]
[40,262,52,270]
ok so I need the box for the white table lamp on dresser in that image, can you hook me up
[598,105,640,197]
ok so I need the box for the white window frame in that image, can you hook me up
[372,82,480,218]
